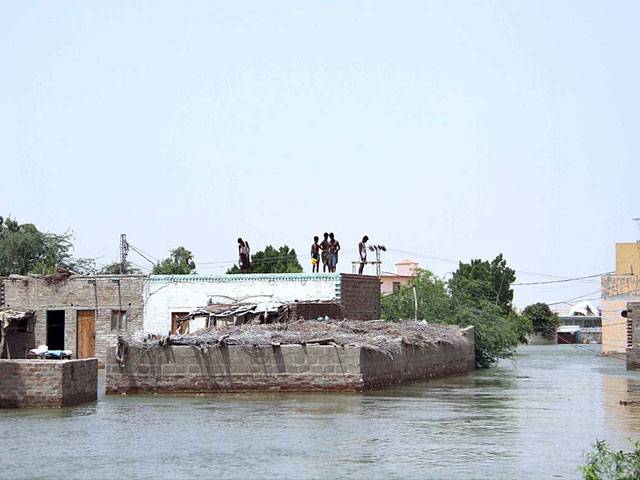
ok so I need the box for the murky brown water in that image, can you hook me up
[2,345,640,479]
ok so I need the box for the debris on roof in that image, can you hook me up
[116,319,470,365]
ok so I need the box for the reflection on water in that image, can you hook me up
[1,345,640,479]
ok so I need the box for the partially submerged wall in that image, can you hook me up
[0,359,98,408]
[106,329,475,394]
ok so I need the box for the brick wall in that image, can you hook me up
[289,302,344,320]
[0,359,98,408]
[106,329,474,394]
[1,275,145,364]
[339,274,380,320]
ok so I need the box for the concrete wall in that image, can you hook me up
[627,347,640,370]
[616,243,640,275]
[106,330,475,394]
[0,359,98,408]
[360,337,476,389]
[602,274,640,353]
[1,275,145,363]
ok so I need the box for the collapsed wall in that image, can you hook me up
[106,321,475,394]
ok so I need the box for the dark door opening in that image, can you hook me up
[46,310,65,350]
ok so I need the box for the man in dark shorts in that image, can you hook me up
[328,232,341,273]
[238,238,250,273]
[358,235,369,274]
[311,236,320,273]
[319,232,330,272]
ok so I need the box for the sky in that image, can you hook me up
[2,1,639,310]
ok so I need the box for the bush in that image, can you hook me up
[582,440,640,480]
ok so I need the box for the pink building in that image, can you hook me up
[380,259,419,295]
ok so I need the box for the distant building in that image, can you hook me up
[380,260,418,295]
[601,242,640,354]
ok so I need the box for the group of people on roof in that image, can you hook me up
[237,233,370,275]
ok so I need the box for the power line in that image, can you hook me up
[127,243,157,268]
[513,272,611,286]
[387,247,603,280]
[547,290,602,306]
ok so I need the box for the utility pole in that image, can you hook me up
[120,234,129,274]
[634,218,640,242]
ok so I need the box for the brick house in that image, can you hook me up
[0,274,145,364]
[0,272,380,364]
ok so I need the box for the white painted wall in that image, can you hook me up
[143,274,341,334]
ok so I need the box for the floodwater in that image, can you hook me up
[2,345,640,480]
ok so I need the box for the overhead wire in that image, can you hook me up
[513,272,611,286]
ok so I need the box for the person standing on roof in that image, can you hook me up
[358,235,369,274]
[319,232,330,273]
[328,232,341,273]
[310,236,320,273]
[238,238,251,273]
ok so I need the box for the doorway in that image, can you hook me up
[77,310,96,358]
[46,310,65,350]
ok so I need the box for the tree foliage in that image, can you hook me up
[582,440,640,480]
[99,261,142,275]
[380,270,451,323]
[449,254,516,314]
[382,254,531,368]
[0,216,96,275]
[522,302,560,339]
[227,245,302,274]
[152,246,196,275]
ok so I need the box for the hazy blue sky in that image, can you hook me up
[2,1,639,309]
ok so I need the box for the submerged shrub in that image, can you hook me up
[581,440,640,480]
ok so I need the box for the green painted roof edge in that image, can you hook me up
[147,273,342,283]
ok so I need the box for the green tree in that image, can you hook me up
[382,255,531,368]
[522,302,560,339]
[227,245,303,274]
[448,254,516,314]
[582,440,640,480]
[99,261,143,275]
[0,216,95,275]
[449,300,527,367]
[152,246,196,275]
[381,269,451,323]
